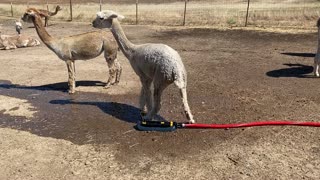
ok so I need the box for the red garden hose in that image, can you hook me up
[182,121,320,129]
[136,120,320,131]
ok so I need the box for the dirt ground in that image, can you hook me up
[0,18,320,179]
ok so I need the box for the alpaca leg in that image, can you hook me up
[139,78,152,116]
[104,52,121,88]
[105,60,115,88]
[114,59,122,84]
[179,87,195,123]
[314,55,320,77]
[66,60,76,94]
[144,83,168,121]
[45,17,48,27]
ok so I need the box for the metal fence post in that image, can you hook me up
[245,0,250,27]
[136,0,139,25]
[70,0,73,21]
[183,0,187,26]
[10,2,13,17]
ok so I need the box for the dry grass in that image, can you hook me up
[0,1,319,28]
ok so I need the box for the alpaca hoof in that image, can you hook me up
[315,73,320,77]
[142,115,152,121]
[188,119,195,124]
[140,111,147,117]
[68,89,75,94]
[104,82,111,89]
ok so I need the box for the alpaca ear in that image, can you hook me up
[101,10,125,20]
[117,14,125,20]
[109,14,118,19]
[109,14,125,20]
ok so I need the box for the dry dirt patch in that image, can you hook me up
[0,19,320,179]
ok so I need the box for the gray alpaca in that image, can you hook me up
[92,10,195,123]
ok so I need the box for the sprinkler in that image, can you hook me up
[136,120,320,132]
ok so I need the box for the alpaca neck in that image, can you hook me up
[111,19,135,59]
[51,7,59,16]
[32,16,55,48]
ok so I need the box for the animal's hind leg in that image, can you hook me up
[179,87,194,123]
[104,52,121,88]
[314,54,320,77]
[114,59,122,84]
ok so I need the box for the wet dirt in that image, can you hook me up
[0,20,320,179]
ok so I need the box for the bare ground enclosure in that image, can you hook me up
[0,10,320,180]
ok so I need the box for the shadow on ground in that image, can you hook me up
[281,52,315,58]
[266,63,315,78]
[0,79,147,145]
[0,80,106,92]
[49,99,142,123]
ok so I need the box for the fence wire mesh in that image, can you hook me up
[0,0,319,28]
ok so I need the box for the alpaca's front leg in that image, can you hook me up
[66,60,76,94]
[44,17,48,27]
[105,54,121,88]
[139,79,152,117]
[144,84,166,121]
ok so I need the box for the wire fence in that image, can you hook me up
[0,0,320,28]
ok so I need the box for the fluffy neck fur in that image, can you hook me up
[110,19,136,59]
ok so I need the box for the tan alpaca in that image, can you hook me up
[38,5,62,27]
[21,8,122,94]
[0,34,40,50]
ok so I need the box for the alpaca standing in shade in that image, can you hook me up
[92,10,195,123]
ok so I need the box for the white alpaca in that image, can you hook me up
[315,18,320,77]
[15,20,22,34]
[92,10,195,123]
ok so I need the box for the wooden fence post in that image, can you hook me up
[46,0,49,11]
[245,0,250,27]
[10,2,13,17]
[99,0,102,11]
[70,0,73,21]
[183,0,187,26]
[136,0,139,25]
